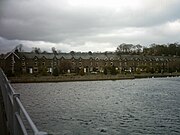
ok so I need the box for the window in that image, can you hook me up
[110,57,114,61]
[29,68,33,74]
[119,62,122,66]
[72,62,75,66]
[105,62,107,66]
[42,62,45,66]
[22,67,26,72]
[22,62,25,66]
[79,62,82,67]
[104,57,108,61]
[48,68,52,73]
[22,57,25,60]
[90,57,93,61]
[34,68,38,72]
[34,57,38,61]
[34,62,38,66]
[96,62,98,67]
[125,62,127,66]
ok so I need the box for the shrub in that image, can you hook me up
[41,68,48,76]
[79,68,85,76]
[110,66,118,75]
[53,67,59,76]
[104,68,108,75]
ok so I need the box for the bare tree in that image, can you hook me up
[32,47,41,54]
[135,44,142,53]
[14,44,23,52]
[116,43,133,54]
[70,51,75,55]
[52,47,57,55]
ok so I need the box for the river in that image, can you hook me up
[12,77,180,135]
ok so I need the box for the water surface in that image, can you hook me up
[12,77,180,135]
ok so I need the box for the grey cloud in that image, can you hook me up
[0,0,180,53]
[0,37,23,53]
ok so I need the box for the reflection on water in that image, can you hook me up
[12,77,180,135]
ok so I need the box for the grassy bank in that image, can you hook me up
[9,73,180,83]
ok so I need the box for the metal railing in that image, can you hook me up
[0,68,48,135]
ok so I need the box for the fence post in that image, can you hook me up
[13,93,21,135]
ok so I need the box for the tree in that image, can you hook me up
[79,68,85,76]
[53,67,59,76]
[169,43,177,56]
[124,44,133,53]
[70,51,75,55]
[88,51,92,55]
[32,47,41,54]
[116,44,124,55]
[42,51,48,54]
[135,44,142,54]
[14,44,23,52]
[142,43,180,56]
[57,50,61,54]
[110,66,118,75]
[52,47,57,55]
[41,68,48,76]
[59,61,72,74]
[116,43,134,55]
[104,68,108,75]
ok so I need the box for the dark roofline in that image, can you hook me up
[4,52,20,59]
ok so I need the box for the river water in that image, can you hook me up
[12,77,180,135]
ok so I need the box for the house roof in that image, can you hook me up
[17,52,174,61]
[4,52,20,59]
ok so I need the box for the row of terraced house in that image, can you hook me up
[0,50,180,76]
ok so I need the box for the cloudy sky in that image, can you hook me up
[0,0,180,53]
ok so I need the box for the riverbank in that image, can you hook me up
[9,73,180,83]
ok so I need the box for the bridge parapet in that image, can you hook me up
[0,68,47,135]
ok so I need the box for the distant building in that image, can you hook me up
[0,50,180,76]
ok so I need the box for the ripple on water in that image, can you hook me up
[12,77,180,135]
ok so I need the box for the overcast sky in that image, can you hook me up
[0,0,180,53]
